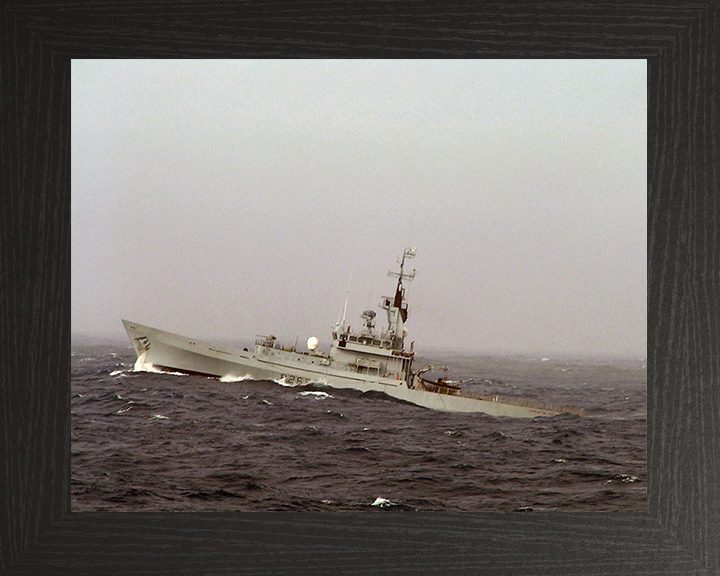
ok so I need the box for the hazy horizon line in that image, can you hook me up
[71,331,646,362]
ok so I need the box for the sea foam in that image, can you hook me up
[220,374,253,382]
[298,391,331,399]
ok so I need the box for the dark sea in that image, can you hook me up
[71,338,646,512]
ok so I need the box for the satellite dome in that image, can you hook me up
[402,327,409,338]
[307,336,319,351]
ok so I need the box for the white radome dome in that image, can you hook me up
[307,336,319,351]
[402,327,409,338]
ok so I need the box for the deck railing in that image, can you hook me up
[419,380,584,416]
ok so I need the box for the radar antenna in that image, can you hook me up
[360,310,376,332]
[387,247,417,283]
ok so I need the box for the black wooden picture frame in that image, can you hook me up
[2,2,716,574]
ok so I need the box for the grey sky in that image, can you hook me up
[72,59,646,357]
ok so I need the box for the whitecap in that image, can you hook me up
[133,355,187,376]
[608,474,641,484]
[150,414,168,420]
[110,370,125,377]
[298,391,331,399]
[220,374,254,382]
[371,497,395,508]
[274,377,298,387]
[133,353,162,373]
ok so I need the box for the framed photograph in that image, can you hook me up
[2,3,715,574]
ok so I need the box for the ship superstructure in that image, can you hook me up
[328,247,417,384]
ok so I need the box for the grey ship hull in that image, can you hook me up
[122,320,577,418]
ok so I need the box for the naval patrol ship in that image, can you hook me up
[123,248,583,418]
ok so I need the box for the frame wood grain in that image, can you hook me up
[1,2,716,574]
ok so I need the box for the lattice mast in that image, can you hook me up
[380,247,416,347]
